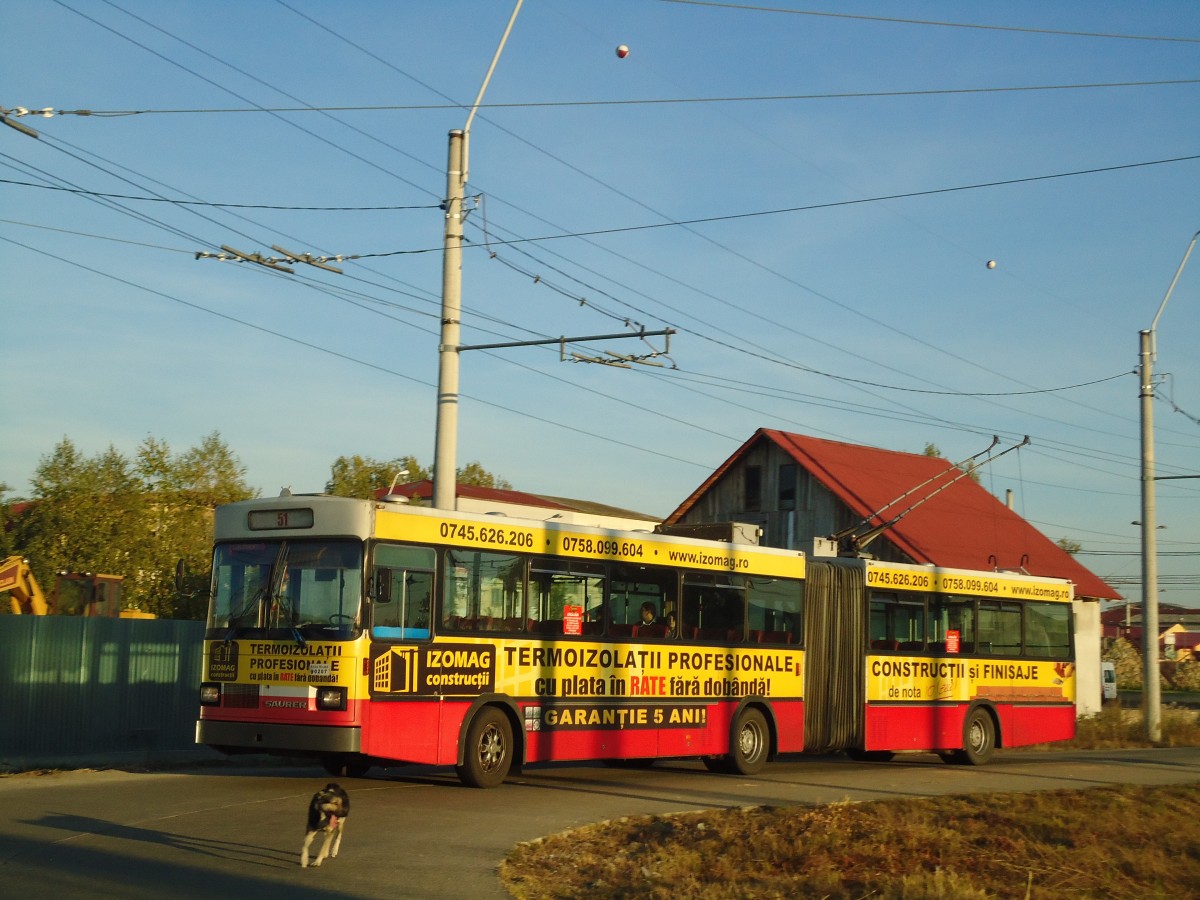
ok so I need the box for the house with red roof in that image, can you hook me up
[664,428,1118,602]
[663,429,1120,715]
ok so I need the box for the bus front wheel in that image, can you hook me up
[457,706,513,788]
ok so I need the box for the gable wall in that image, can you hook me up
[675,441,915,562]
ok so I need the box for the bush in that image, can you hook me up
[1105,637,1143,689]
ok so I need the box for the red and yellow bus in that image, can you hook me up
[197,493,1075,786]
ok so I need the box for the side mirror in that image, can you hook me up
[372,569,393,603]
[174,559,186,593]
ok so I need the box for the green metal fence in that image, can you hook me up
[0,616,205,768]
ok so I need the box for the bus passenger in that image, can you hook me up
[640,601,657,625]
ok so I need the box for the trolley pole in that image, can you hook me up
[433,129,465,511]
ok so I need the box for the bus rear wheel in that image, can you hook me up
[946,707,996,766]
[457,706,513,788]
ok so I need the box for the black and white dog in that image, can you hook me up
[301,782,350,868]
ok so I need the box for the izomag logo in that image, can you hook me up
[208,640,238,680]
[371,643,495,697]
[423,644,494,693]
[373,647,418,694]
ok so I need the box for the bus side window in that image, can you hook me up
[529,557,606,635]
[929,594,975,654]
[372,544,435,639]
[747,576,803,646]
[978,600,1022,656]
[609,564,675,637]
[442,549,526,633]
[869,590,926,651]
[682,573,746,643]
[1025,601,1071,658]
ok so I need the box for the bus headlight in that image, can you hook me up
[199,682,222,706]
[316,687,347,711]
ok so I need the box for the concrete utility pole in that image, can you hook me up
[432,1,523,511]
[1138,327,1162,742]
[433,129,465,511]
[1139,228,1198,742]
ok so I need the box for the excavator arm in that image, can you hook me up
[0,556,51,615]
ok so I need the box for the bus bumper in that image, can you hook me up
[196,719,361,754]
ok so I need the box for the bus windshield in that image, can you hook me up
[208,539,364,640]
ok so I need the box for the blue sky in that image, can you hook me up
[3,1,1198,606]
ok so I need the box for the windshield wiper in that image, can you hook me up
[224,542,292,644]
[264,542,306,648]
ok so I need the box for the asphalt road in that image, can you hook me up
[2,748,1198,899]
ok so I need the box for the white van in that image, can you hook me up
[1101,661,1118,702]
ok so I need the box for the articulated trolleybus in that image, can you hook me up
[197,493,1076,787]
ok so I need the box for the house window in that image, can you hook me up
[778,463,797,510]
[744,465,762,511]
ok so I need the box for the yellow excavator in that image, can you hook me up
[0,555,130,616]
[0,556,50,614]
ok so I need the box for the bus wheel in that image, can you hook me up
[953,707,996,766]
[457,706,513,789]
[729,707,769,776]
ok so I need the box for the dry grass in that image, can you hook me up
[1049,703,1200,750]
[501,707,1200,899]
[502,783,1200,899]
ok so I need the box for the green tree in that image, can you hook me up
[0,482,14,558]
[12,433,254,618]
[20,438,149,584]
[457,461,512,490]
[136,431,256,617]
[326,455,428,498]
[1056,537,1082,555]
[325,455,510,498]
[922,442,981,483]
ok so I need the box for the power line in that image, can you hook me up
[18,78,1199,116]
[1,232,716,471]
[661,1,1200,44]
[0,180,437,210]
[467,155,1200,249]
[262,0,1192,459]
